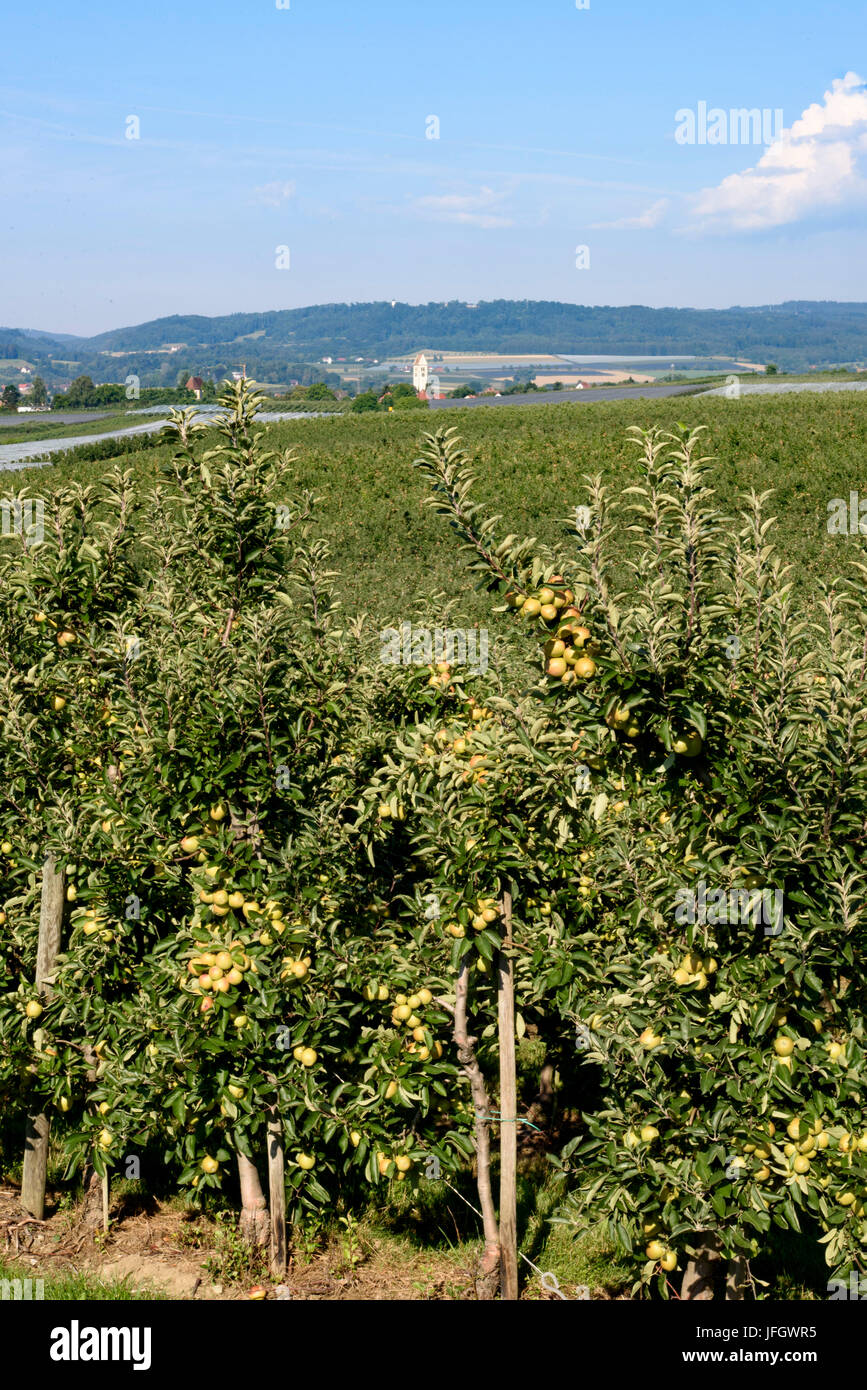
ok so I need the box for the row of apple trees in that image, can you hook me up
[0,383,479,1233]
[372,421,866,1296]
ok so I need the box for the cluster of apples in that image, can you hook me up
[733,1115,867,1194]
[767,1029,848,1075]
[178,806,226,861]
[625,1122,660,1149]
[376,1151,413,1182]
[671,950,718,990]
[426,660,454,692]
[506,577,578,627]
[388,987,444,1062]
[31,611,75,648]
[443,895,501,939]
[182,938,254,1015]
[644,1238,679,1273]
[279,953,312,984]
[506,577,598,687]
[606,701,704,757]
[423,705,494,785]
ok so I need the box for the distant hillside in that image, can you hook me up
[82,300,867,365]
[3,300,867,388]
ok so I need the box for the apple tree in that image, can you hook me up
[406,422,867,1298]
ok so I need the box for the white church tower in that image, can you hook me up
[412,352,430,395]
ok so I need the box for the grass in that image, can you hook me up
[3,390,864,652]
[0,1255,164,1301]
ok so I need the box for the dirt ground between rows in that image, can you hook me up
[1,1184,592,1300]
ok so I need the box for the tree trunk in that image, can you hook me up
[101,1171,110,1235]
[497,892,518,1301]
[681,1233,721,1300]
[237,1151,269,1246]
[453,960,500,1299]
[267,1117,287,1277]
[80,1168,104,1230]
[21,857,65,1219]
[527,1063,555,1128]
[726,1256,750,1299]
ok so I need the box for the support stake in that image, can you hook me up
[21,856,65,1219]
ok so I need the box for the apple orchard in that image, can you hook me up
[1,385,866,1299]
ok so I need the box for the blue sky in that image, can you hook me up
[2,0,865,334]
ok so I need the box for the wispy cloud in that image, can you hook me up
[410,186,514,228]
[592,198,669,230]
[686,71,867,231]
[252,179,296,207]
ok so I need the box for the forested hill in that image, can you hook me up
[81,300,867,366]
[4,300,867,376]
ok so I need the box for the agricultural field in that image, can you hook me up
[0,384,865,1303]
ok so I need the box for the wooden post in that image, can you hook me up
[267,1117,287,1278]
[453,961,500,1299]
[102,1171,110,1235]
[497,890,519,1301]
[21,856,65,1219]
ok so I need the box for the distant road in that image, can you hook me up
[430,382,703,409]
[0,411,113,429]
[0,411,327,470]
[0,420,170,469]
[700,380,867,398]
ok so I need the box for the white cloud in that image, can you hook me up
[411,186,514,228]
[253,179,296,207]
[688,72,867,231]
[592,198,669,230]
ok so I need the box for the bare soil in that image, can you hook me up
[0,1184,484,1301]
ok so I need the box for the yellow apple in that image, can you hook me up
[672,731,703,757]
